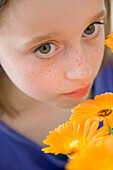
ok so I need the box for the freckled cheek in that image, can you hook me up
[1,50,61,100]
[16,66,59,99]
[88,40,104,76]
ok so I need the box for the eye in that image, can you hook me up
[34,43,59,58]
[82,22,104,38]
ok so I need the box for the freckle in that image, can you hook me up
[31,71,34,75]
[46,68,56,79]
[75,57,83,67]
[37,68,44,74]
[63,50,66,56]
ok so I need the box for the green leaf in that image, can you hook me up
[67,153,74,159]
[109,126,113,135]
[67,154,72,159]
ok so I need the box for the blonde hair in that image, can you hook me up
[0,0,111,117]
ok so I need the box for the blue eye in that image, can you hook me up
[34,43,58,58]
[82,22,104,38]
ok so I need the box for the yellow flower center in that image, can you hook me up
[69,139,81,152]
[98,109,112,117]
[70,139,79,147]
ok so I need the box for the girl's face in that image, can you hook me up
[0,0,105,108]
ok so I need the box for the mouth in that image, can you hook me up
[63,83,91,99]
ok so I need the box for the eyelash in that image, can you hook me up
[33,42,59,59]
[33,21,104,59]
[82,21,104,38]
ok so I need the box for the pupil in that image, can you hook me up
[84,24,95,35]
[39,44,51,54]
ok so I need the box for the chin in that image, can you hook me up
[55,97,88,110]
[56,91,91,110]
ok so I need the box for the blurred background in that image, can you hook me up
[111,0,113,31]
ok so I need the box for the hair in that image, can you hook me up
[0,0,9,14]
[105,0,111,35]
[0,0,111,117]
[0,0,6,8]
[103,0,111,64]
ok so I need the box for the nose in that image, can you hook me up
[65,47,92,81]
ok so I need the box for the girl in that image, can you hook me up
[0,0,111,169]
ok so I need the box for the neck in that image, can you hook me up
[1,102,72,146]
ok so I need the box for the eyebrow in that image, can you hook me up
[90,9,106,23]
[24,32,62,48]
[24,9,106,48]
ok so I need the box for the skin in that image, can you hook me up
[0,0,105,145]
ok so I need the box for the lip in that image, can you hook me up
[63,84,91,99]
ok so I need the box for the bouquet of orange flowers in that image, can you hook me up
[42,33,113,170]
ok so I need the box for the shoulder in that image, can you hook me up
[0,121,66,170]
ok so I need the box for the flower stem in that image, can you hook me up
[109,126,113,135]
[67,153,74,159]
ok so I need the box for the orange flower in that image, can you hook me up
[70,92,113,127]
[104,32,113,52]
[65,136,113,170]
[42,119,108,155]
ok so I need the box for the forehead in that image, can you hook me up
[2,0,105,40]
[11,0,104,22]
